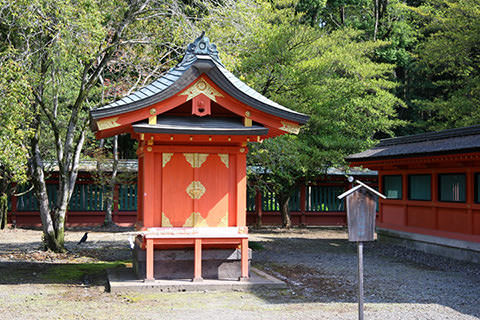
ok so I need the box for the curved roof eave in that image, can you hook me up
[90,57,309,125]
[90,66,200,120]
[206,59,309,124]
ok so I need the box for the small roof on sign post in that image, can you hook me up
[337,180,386,200]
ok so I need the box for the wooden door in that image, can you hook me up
[161,152,230,227]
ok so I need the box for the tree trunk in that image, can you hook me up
[373,0,379,41]
[0,193,7,230]
[0,176,9,229]
[340,6,345,25]
[30,122,65,252]
[255,189,262,228]
[104,135,118,227]
[279,195,291,229]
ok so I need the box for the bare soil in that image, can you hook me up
[0,226,479,320]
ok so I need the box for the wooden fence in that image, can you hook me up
[7,175,377,227]
[246,183,350,226]
[10,183,137,227]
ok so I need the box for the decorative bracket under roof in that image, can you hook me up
[179,31,223,67]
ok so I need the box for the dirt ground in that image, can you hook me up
[0,226,479,320]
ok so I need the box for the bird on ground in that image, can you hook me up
[77,232,88,245]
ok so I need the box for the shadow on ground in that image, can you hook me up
[0,227,479,319]
[0,260,128,288]
[247,235,480,319]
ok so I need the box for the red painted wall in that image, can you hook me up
[353,153,480,243]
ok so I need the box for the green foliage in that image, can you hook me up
[296,0,479,133]
[412,0,480,129]
[236,2,403,209]
[0,53,33,185]
[0,47,34,229]
[294,29,404,160]
[248,135,310,197]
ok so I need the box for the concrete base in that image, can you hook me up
[107,267,287,293]
[133,243,252,280]
[377,228,480,263]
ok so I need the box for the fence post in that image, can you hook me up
[300,184,306,226]
[255,189,262,227]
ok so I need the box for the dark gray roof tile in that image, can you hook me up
[169,70,184,76]
[148,81,165,90]
[157,78,173,86]
[121,96,134,104]
[134,91,148,99]
[347,125,480,161]
[131,93,146,102]
[141,86,157,95]
[163,73,179,82]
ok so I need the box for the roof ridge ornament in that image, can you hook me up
[179,31,223,67]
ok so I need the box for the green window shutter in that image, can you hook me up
[305,186,344,212]
[439,174,466,202]
[17,185,39,211]
[262,191,279,212]
[68,184,105,211]
[408,175,431,201]
[118,184,137,211]
[383,175,402,199]
[288,188,300,211]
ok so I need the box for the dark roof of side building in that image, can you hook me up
[90,32,309,125]
[347,125,480,161]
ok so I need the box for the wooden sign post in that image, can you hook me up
[338,179,386,320]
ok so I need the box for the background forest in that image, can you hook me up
[0,0,478,248]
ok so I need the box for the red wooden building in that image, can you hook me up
[89,33,308,281]
[348,125,480,262]
[7,163,376,228]
[246,168,377,226]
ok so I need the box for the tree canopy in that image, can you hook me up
[219,1,404,226]
[412,0,480,129]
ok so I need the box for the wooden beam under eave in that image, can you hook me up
[95,125,130,140]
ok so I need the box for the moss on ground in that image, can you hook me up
[248,241,265,251]
[40,261,130,282]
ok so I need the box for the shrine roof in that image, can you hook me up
[90,32,308,125]
[347,125,480,162]
[132,116,268,135]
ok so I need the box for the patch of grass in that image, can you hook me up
[40,261,130,282]
[248,241,265,251]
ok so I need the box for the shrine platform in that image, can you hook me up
[106,267,286,293]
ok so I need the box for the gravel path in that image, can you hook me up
[0,226,478,319]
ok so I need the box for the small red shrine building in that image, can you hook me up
[90,33,308,280]
[347,125,480,262]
